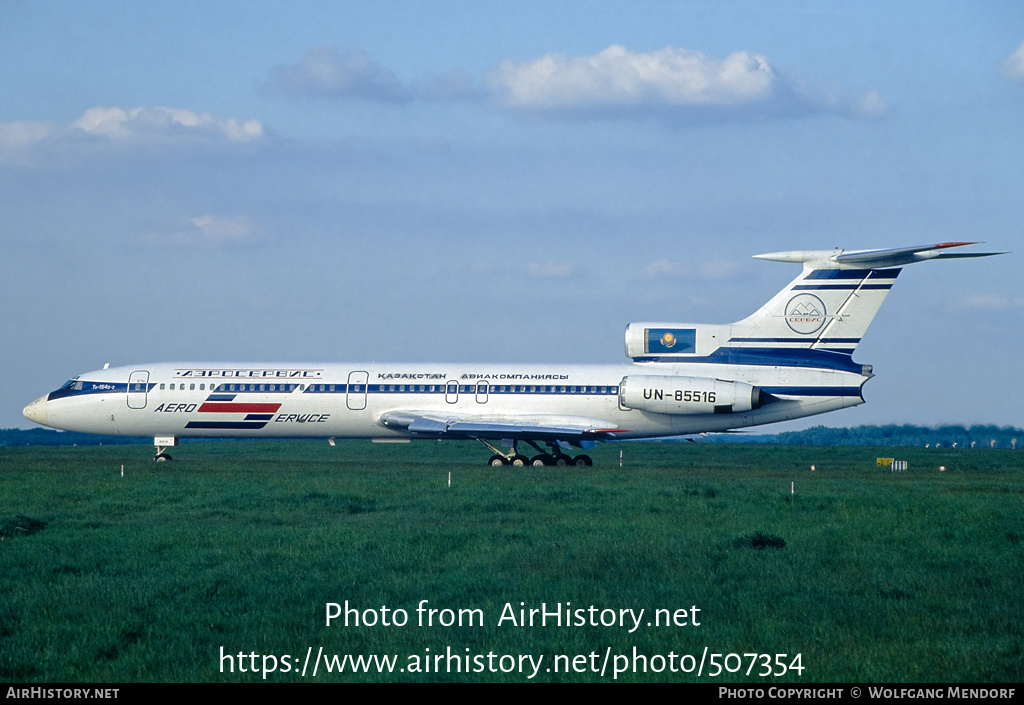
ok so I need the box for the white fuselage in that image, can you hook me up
[25,360,867,442]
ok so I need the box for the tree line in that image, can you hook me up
[708,424,1023,449]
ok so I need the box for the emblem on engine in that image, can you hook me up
[785,294,826,335]
[660,332,677,348]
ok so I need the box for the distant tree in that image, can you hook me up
[721,424,1024,448]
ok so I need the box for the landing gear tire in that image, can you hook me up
[572,454,593,467]
[510,455,529,468]
[531,454,554,467]
[488,455,508,468]
[154,453,172,462]
[553,454,571,467]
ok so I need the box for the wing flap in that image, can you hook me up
[379,410,628,440]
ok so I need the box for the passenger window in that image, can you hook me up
[159,383,165,390]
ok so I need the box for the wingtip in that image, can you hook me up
[932,241,980,249]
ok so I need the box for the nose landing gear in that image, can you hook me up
[153,436,177,462]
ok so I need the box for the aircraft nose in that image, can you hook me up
[23,396,48,426]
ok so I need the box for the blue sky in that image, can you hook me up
[3,1,1022,431]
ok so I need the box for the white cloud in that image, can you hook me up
[0,121,59,167]
[1001,41,1024,82]
[488,45,775,111]
[527,261,576,278]
[145,215,267,248]
[265,47,410,102]
[641,258,683,279]
[854,91,889,119]
[0,106,264,167]
[71,106,263,143]
[699,258,740,280]
[263,43,884,124]
[0,121,55,149]
[485,44,886,123]
[190,215,262,243]
[641,257,742,280]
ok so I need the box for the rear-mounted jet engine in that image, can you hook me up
[618,375,775,415]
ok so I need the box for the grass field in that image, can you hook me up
[1,441,1021,683]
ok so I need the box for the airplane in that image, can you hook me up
[22,242,1002,466]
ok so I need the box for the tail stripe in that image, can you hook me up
[633,347,866,373]
[794,283,894,290]
[804,268,901,279]
[731,337,861,344]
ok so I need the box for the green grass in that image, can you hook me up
[1,441,1022,682]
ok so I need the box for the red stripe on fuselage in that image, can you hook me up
[198,403,282,413]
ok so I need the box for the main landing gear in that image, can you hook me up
[478,439,593,468]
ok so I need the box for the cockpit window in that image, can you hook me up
[60,380,84,391]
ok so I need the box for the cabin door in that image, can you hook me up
[127,370,150,409]
[347,371,368,410]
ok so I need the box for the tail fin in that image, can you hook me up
[625,242,1004,364]
[735,242,1005,355]
[730,259,899,356]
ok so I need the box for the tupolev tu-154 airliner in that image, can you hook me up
[23,242,1002,466]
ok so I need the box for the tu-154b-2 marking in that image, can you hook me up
[22,242,1003,466]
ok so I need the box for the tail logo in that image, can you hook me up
[785,294,826,335]
[660,332,678,349]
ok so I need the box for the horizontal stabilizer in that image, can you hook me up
[755,242,1005,270]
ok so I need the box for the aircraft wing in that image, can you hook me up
[378,410,629,441]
